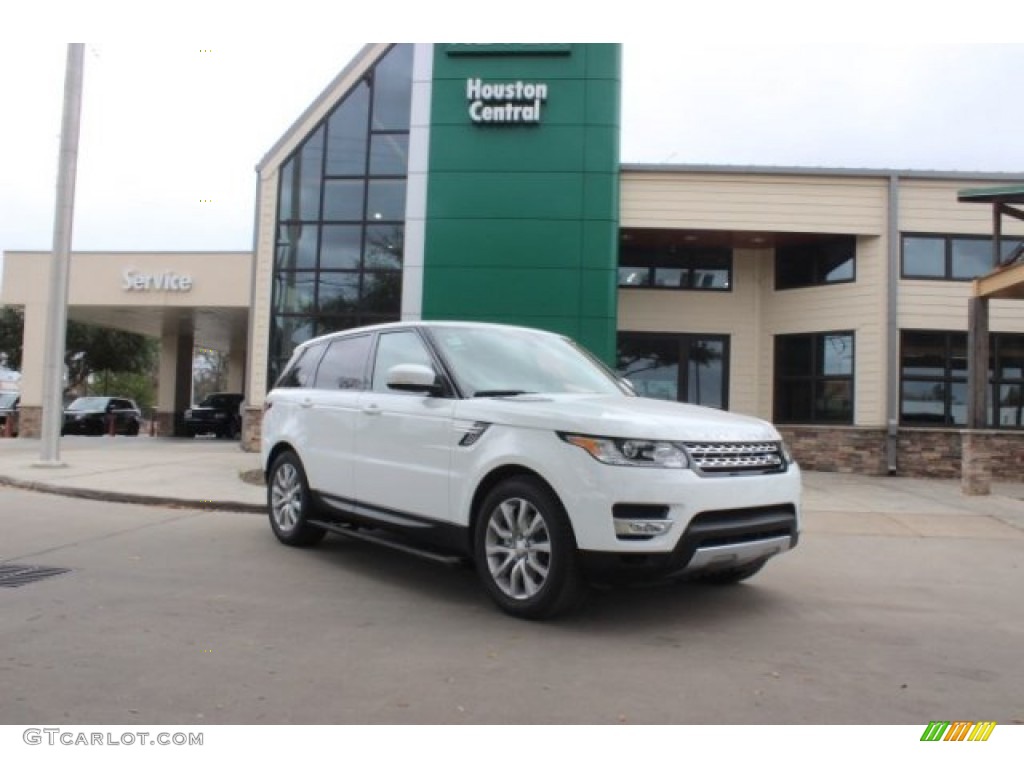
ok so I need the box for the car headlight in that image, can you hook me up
[560,433,689,469]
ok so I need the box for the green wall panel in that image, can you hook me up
[423,44,621,362]
[426,219,582,269]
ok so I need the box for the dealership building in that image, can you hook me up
[3,43,1023,479]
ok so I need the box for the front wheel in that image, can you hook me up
[474,476,584,620]
[267,451,326,547]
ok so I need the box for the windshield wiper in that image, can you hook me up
[472,390,534,398]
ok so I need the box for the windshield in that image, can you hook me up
[200,395,237,408]
[428,326,626,398]
[66,397,109,411]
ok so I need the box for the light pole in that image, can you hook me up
[37,43,84,466]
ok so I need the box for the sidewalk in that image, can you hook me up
[1,435,1023,536]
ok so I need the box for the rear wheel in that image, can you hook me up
[268,451,326,547]
[474,476,584,620]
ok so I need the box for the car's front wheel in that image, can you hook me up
[474,476,584,620]
[268,451,326,547]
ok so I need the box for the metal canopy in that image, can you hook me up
[958,185,1024,300]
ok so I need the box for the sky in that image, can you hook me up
[2,5,1024,272]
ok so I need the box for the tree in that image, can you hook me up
[64,323,157,396]
[193,347,229,403]
[0,307,23,370]
[0,308,157,396]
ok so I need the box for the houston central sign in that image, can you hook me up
[466,78,548,124]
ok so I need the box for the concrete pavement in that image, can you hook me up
[1,435,1023,538]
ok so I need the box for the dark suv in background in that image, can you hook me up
[0,392,20,436]
[184,392,244,439]
[62,396,143,436]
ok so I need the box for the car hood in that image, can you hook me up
[452,394,780,442]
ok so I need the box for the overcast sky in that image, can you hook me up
[2,11,1023,274]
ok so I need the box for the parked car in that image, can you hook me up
[184,392,244,439]
[0,392,19,436]
[62,396,142,436]
[261,322,802,619]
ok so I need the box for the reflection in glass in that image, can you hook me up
[653,268,686,288]
[364,225,403,269]
[997,385,1023,427]
[617,336,679,401]
[822,334,853,376]
[618,267,650,287]
[317,273,360,315]
[273,272,316,315]
[902,236,945,277]
[372,44,413,130]
[951,238,993,279]
[361,271,402,314]
[901,380,946,423]
[323,179,365,221]
[325,82,369,176]
[370,134,409,176]
[320,225,362,270]
[297,127,324,220]
[687,341,724,408]
[275,224,317,270]
[367,179,406,221]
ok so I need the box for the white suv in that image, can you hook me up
[262,321,801,619]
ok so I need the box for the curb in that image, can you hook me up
[0,475,265,515]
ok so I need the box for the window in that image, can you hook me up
[275,344,325,389]
[617,333,729,409]
[314,334,372,391]
[774,332,854,423]
[372,331,436,393]
[618,237,731,291]
[902,234,1023,281]
[775,236,856,290]
[269,44,412,381]
[901,331,1024,427]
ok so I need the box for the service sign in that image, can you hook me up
[122,269,194,293]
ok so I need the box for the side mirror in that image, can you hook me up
[386,364,441,395]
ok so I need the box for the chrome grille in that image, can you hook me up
[683,442,786,476]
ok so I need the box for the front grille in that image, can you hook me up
[683,441,786,476]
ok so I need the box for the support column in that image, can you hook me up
[226,341,246,393]
[155,329,194,437]
[962,296,990,495]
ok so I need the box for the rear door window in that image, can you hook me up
[314,334,372,391]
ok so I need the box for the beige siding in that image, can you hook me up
[621,172,888,235]
[900,179,1024,236]
[759,236,889,426]
[248,171,280,403]
[900,281,1024,332]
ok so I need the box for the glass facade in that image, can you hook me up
[900,330,1024,427]
[774,332,855,423]
[618,230,731,291]
[775,236,856,290]
[616,333,729,409]
[902,233,1023,281]
[270,44,413,383]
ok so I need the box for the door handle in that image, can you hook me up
[362,404,381,416]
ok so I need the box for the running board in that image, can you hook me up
[309,520,465,566]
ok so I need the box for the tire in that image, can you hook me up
[267,451,326,547]
[474,476,584,620]
[127,422,140,436]
[694,559,766,585]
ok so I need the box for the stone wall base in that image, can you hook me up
[13,405,42,438]
[778,425,1024,480]
[241,406,263,454]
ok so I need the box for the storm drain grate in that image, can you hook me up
[0,564,72,588]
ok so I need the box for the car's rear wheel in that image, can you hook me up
[268,451,326,547]
[474,476,584,620]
